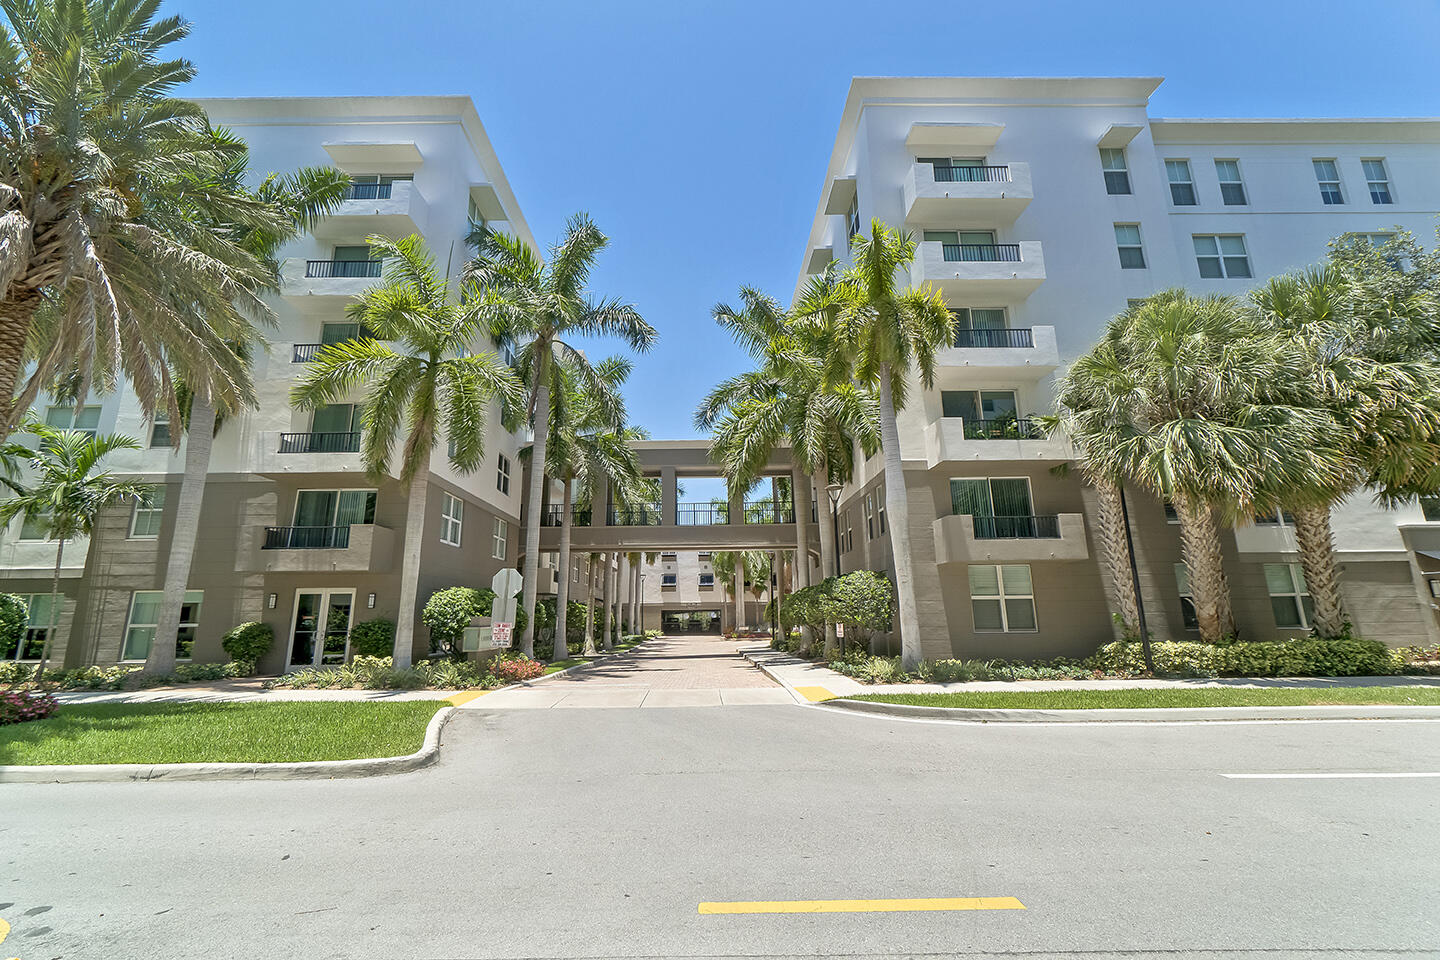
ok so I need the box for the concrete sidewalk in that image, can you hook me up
[52,681,457,704]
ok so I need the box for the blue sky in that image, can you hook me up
[171,0,1440,440]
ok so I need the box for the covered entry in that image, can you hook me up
[662,609,720,634]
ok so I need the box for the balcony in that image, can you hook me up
[315,178,428,240]
[924,417,1072,465]
[911,240,1045,300]
[941,324,1059,376]
[292,343,323,363]
[904,162,1032,226]
[252,431,368,478]
[608,505,664,526]
[540,504,593,527]
[933,512,1089,563]
[278,431,362,454]
[676,502,729,526]
[280,258,381,310]
[243,523,396,573]
[744,501,795,524]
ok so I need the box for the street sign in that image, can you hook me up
[491,622,513,648]
[491,568,523,624]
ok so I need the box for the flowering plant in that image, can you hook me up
[0,689,58,725]
[491,655,544,683]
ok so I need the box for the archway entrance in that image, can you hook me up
[662,609,721,634]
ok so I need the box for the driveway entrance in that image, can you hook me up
[464,635,793,709]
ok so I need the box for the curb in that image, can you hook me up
[0,706,456,784]
[817,698,1440,724]
[738,648,849,705]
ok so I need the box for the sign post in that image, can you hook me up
[490,568,523,649]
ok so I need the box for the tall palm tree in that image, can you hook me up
[0,422,150,679]
[293,234,522,668]
[798,221,952,670]
[465,214,655,658]
[143,163,349,675]
[0,3,288,433]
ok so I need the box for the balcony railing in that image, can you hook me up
[608,505,663,526]
[971,515,1061,540]
[676,502,729,525]
[292,343,322,363]
[540,504,592,527]
[941,243,1022,263]
[744,501,795,524]
[305,259,382,279]
[344,182,393,201]
[962,418,1042,440]
[932,164,1011,183]
[954,327,1034,349]
[262,525,353,550]
[277,431,363,454]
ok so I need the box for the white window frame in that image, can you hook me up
[121,589,202,662]
[1165,159,1197,205]
[440,492,463,547]
[17,508,53,542]
[129,487,166,539]
[1214,159,1247,205]
[491,518,507,560]
[1312,159,1344,205]
[1193,234,1252,279]
[1264,563,1313,630]
[44,404,101,437]
[1114,224,1145,269]
[1174,564,1198,631]
[149,411,173,448]
[864,492,875,540]
[496,454,511,495]
[1362,158,1393,204]
[699,572,715,588]
[846,196,860,241]
[6,594,56,661]
[968,563,1037,633]
[1099,148,1131,195]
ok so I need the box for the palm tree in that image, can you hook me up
[797,222,952,670]
[581,551,601,655]
[293,234,522,668]
[0,4,289,433]
[0,422,150,679]
[465,214,655,658]
[143,163,349,675]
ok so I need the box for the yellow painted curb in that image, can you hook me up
[699,896,1025,915]
[794,686,835,703]
[446,691,488,706]
[0,916,8,941]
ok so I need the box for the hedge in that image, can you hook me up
[221,621,274,671]
[779,571,894,643]
[1092,634,1401,678]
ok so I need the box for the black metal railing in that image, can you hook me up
[540,504,593,527]
[292,343,322,363]
[344,182,393,201]
[962,418,1042,440]
[305,259,382,279]
[744,501,796,524]
[932,164,1011,183]
[607,505,663,526]
[941,243,1022,263]
[954,327,1034,349]
[262,525,353,550]
[676,502,729,525]
[970,515,1061,540]
[277,431,363,454]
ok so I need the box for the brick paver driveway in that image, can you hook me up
[464,634,793,709]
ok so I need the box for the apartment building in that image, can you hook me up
[795,77,1440,661]
[634,550,775,633]
[0,97,534,673]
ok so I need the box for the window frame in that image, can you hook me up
[846,196,860,242]
[129,487,166,539]
[1174,564,1198,631]
[1214,159,1247,205]
[1264,563,1314,630]
[5,594,56,661]
[149,411,173,448]
[491,517,507,560]
[1165,159,1197,205]
[1193,233,1252,279]
[1421,497,1440,522]
[968,563,1038,633]
[121,589,202,662]
[496,453,511,495]
[1099,148,1131,195]
[1114,223,1146,270]
[1312,158,1345,205]
[44,404,101,438]
[1362,158,1393,204]
[439,491,463,547]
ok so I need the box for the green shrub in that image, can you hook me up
[221,622,274,671]
[422,585,528,656]
[0,593,27,661]
[350,618,396,658]
[1091,630,1399,678]
[172,662,245,683]
[821,571,894,634]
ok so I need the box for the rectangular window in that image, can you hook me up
[1115,224,1146,269]
[496,454,511,495]
[940,390,1019,421]
[846,196,860,242]
[1193,234,1251,279]
[968,564,1037,632]
[44,404,101,437]
[1421,497,1440,521]
[661,573,677,587]
[1174,565,1198,630]
[1100,148,1131,195]
[122,589,202,661]
[1165,159,1197,205]
[864,493,875,540]
[6,594,55,660]
[440,492,463,546]
[950,477,1035,537]
[491,518,507,560]
[699,573,715,587]
[1163,501,1179,524]
[150,412,173,448]
[1313,159,1344,205]
[1214,160,1247,205]
[878,494,886,534]
[130,488,166,538]
[1252,508,1295,526]
[1264,563,1314,629]
[292,489,376,528]
[698,551,712,561]
[18,509,51,541]
[1362,158,1392,204]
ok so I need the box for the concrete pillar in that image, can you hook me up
[734,554,746,631]
[727,480,742,527]
[595,475,609,527]
[661,466,677,526]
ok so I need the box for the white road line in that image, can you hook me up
[808,703,1440,728]
[1223,772,1440,779]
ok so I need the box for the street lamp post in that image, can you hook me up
[826,482,843,578]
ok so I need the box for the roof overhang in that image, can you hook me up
[322,141,424,169]
[1150,118,1440,143]
[468,183,507,221]
[1097,123,1145,149]
[822,176,857,216]
[805,246,834,274]
[905,122,1004,153]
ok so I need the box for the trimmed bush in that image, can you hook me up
[0,593,27,660]
[349,618,396,659]
[221,622,274,671]
[0,689,57,725]
[422,585,528,657]
[1090,633,1400,678]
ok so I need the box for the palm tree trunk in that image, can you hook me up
[146,390,215,675]
[552,478,574,661]
[813,459,839,657]
[1290,503,1346,639]
[630,561,641,635]
[1094,478,1141,639]
[791,464,813,655]
[0,294,41,435]
[599,552,613,652]
[33,538,65,683]
[608,555,621,650]
[876,364,923,671]
[582,555,598,656]
[519,361,551,659]
[1173,491,1234,644]
[393,475,429,669]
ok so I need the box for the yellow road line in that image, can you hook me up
[699,897,1025,915]
[794,685,835,702]
[0,916,8,942]
[446,691,488,706]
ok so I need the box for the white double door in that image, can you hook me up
[287,588,356,668]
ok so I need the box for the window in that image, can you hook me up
[311,402,361,435]
[1313,159,1344,204]
[121,589,202,661]
[6,595,55,660]
[320,321,373,346]
[864,493,875,540]
[969,564,1036,632]
[699,573,715,588]
[846,196,860,242]
[44,405,101,437]
[1100,148,1131,195]
[293,489,376,528]
[1215,160,1247,205]
[698,551,712,561]
[878,494,886,535]
[496,454,511,495]
[491,518,507,560]
[1193,234,1251,279]
[1114,224,1145,269]
[940,390,1018,421]
[950,477,1035,537]
[1421,497,1440,521]
[1347,232,1396,248]
[1165,159,1196,205]
[951,308,1009,346]
[1174,565,1198,630]
[467,196,487,233]
[843,512,854,553]
[18,509,52,541]
[149,411,173,448]
[661,573,677,587]
[130,488,166,538]
[1163,501,1180,524]
[1252,507,1294,526]
[440,492,463,546]
[1362,159,1392,204]
[1264,563,1314,629]
[661,551,677,560]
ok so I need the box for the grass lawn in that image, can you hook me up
[846,687,1440,710]
[543,658,586,675]
[0,701,446,765]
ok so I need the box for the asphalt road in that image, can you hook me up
[3,702,1439,958]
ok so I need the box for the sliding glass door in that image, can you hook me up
[950,477,1035,537]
